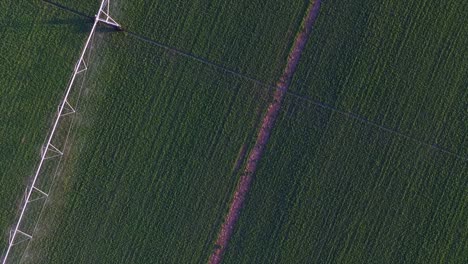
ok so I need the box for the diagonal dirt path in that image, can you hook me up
[208,1,322,263]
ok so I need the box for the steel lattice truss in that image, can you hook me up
[2,1,120,263]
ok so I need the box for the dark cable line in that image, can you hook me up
[123,31,467,161]
[124,31,272,88]
[280,92,467,161]
[41,0,467,161]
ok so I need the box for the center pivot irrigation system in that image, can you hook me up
[2,1,120,263]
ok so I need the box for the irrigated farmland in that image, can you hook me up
[224,96,467,263]
[3,0,309,262]
[223,0,467,263]
[0,0,92,254]
[2,0,467,263]
[17,0,310,258]
[289,0,467,155]
[52,0,309,82]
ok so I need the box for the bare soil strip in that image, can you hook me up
[208,1,322,263]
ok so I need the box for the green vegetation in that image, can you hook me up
[54,0,308,82]
[2,0,466,263]
[22,34,270,263]
[3,0,306,262]
[0,0,91,253]
[290,0,467,154]
[224,97,467,263]
[224,0,467,263]
[17,0,310,258]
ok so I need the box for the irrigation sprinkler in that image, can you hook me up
[1,1,119,263]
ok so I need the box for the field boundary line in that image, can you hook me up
[208,1,323,263]
[1,1,120,263]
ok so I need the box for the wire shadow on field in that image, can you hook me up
[40,0,468,162]
[278,92,468,161]
[119,29,468,162]
[124,30,274,89]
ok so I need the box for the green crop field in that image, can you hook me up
[1,0,467,263]
[20,34,273,263]
[289,0,467,154]
[53,0,308,82]
[2,0,309,263]
[0,0,91,253]
[224,98,467,263]
[224,0,467,263]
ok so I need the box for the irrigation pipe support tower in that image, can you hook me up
[1,1,120,263]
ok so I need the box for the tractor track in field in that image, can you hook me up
[208,1,323,263]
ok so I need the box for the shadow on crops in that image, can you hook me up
[43,18,119,34]
[42,0,93,20]
[95,26,120,33]
[0,19,87,33]
[41,0,120,34]
[43,18,93,33]
[2,18,118,34]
